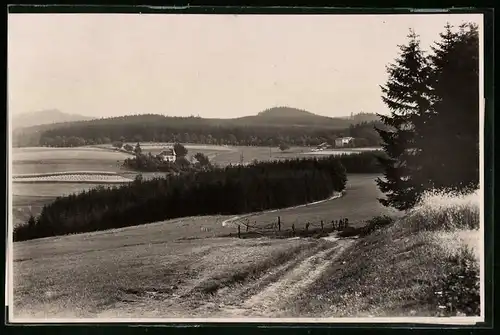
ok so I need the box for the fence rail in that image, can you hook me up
[232,216,351,239]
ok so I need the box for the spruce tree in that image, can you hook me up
[134,142,142,155]
[375,30,432,210]
[426,23,480,191]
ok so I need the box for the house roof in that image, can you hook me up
[159,148,176,156]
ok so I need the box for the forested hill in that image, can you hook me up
[229,107,357,128]
[12,108,385,147]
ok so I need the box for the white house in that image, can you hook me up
[158,147,177,162]
[335,137,354,148]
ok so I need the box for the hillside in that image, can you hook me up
[229,107,352,128]
[11,109,93,130]
[11,108,384,148]
[343,112,381,124]
[12,180,480,319]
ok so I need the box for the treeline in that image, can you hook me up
[125,150,384,174]
[377,23,479,210]
[337,151,385,174]
[31,119,384,148]
[14,157,347,241]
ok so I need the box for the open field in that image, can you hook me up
[12,146,132,162]
[12,174,395,319]
[11,196,57,228]
[12,147,133,175]
[223,174,399,231]
[96,143,378,167]
[10,145,378,229]
[11,184,123,228]
[13,173,133,184]
[11,174,480,320]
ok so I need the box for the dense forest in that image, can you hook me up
[15,156,348,241]
[376,23,480,210]
[12,112,385,148]
[35,120,382,148]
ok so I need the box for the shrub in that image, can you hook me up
[360,215,395,237]
[430,245,480,316]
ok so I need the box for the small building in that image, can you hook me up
[158,147,177,162]
[335,137,354,148]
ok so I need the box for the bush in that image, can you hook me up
[430,246,480,316]
[360,215,395,237]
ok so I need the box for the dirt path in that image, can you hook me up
[157,237,356,318]
[91,237,355,319]
[212,238,355,317]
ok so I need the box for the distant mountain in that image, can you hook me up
[11,109,93,130]
[228,106,352,129]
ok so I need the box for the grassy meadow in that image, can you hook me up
[286,190,481,318]
[11,147,134,227]
[13,174,389,319]
[10,144,481,320]
[10,144,379,228]
[12,174,480,319]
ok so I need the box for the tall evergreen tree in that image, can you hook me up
[425,23,480,191]
[375,30,432,210]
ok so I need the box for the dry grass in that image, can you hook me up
[12,175,388,319]
[13,235,321,318]
[225,174,397,232]
[284,189,481,318]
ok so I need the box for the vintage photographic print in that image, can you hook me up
[7,11,485,324]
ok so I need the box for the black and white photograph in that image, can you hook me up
[7,10,485,324]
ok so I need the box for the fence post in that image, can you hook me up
[238,225,241,238]
[292,224,295,236]
[321,220,324,232]
[278,216,281,231]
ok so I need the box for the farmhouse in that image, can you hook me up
[335,137,354,148]
[158,147,177,162]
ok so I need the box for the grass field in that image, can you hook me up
[13,173,133,184]
[10,144,374,229]
[12,147,133,175]
[285,190,481,318]
[12,174,394,319]
[11,165,480,320]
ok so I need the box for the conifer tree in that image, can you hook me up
[425,23,480,191]
[375,30,432,210]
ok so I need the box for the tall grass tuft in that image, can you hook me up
[403,189,480,233]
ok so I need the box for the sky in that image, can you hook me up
[8,13,483,119]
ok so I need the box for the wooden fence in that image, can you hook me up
[230,216,351,239]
